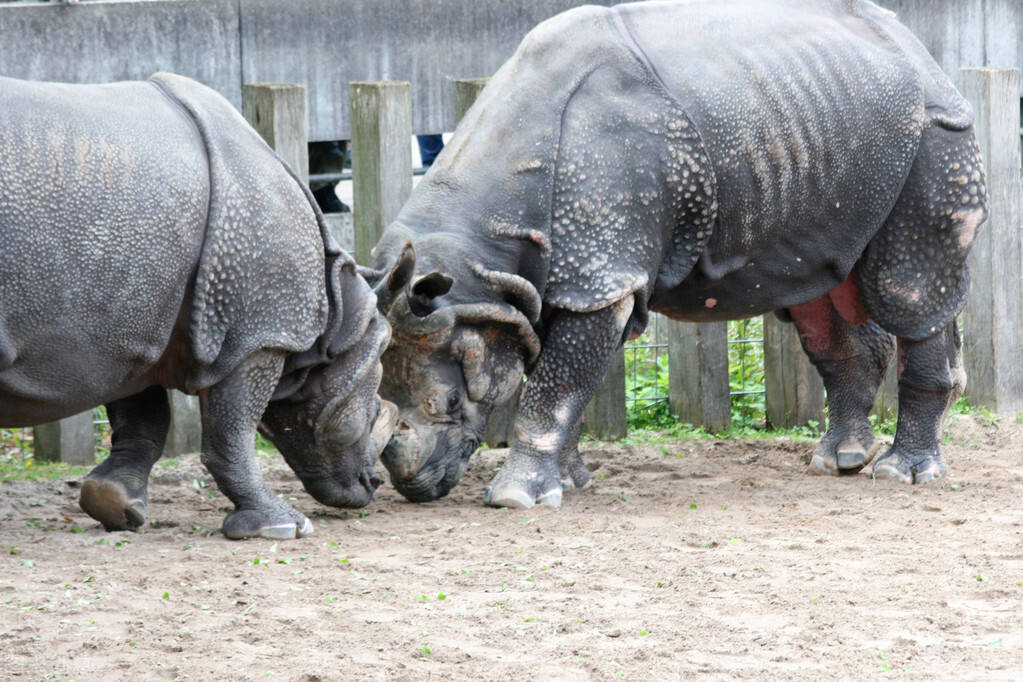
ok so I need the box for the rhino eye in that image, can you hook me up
[446,390,462,413]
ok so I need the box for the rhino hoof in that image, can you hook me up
[872,449,947,485]
[484,486,534,509]
[807,438,880,476]
[222,509,314,540]
[484,484,562,509]
[79,479,147,531]
[559,453,591,491]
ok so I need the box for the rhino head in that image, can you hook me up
[257,255,407,509]
[368,236,542,502]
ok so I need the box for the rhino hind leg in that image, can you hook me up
[873,323,963,484]
[558,418,590,491]
[200,350,314,540]
[80,386,170,531]
[858,124,985,484]
[786,301,894,476]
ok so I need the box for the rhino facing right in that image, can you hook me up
[0,73,404,539]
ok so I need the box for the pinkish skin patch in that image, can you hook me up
[705,298,718,308]
[787,297,834,356]
[827,269,869,327]
[952,209,984,249]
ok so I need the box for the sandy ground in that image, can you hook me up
[2,413,1022,680]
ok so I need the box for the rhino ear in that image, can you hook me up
[409,272,453,317]
[360,241,415,313]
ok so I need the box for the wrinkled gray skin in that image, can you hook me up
[373,0,987,508]
[0,73,400,539]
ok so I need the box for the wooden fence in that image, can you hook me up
[32,66,1023,461]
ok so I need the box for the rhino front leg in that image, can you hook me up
[873,323,963,484]
[79,386,170,531]
[786,299,894,475]
[200,350,313,540]
[485,301,631,509]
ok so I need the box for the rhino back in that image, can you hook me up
[617,0,946,316]
[0,77,207,423]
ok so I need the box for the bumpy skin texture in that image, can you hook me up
[0,73,394,538]
[373,0,988,507]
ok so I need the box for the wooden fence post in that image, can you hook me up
[164,391,202,457]
[583,347,628,440]
[667,319,731,431]
[763,314,826,428]
[872,355,899,422]
[453,78,488,122]
[242,82,309,183]
[349,81,412,265]
[959,67,1023,414]
[34,412,94,465]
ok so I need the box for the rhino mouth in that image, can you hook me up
[381,432,478,502]
[303,469,382,508]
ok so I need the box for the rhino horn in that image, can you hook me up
[370,400,398,457]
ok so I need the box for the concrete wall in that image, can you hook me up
[883,0,1022,94]
[239,0,610,139]
[0,0,1018,136]
[0,0,616,140]
[0,1,242,105]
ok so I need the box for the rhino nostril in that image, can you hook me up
[368,471,383,489]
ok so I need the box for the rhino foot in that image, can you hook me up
[222,504,314,540]
[808,435,881,476]
[872,447,947,484]
[484,458,562,509]
[559,448,591,491]
[79,479,147,532]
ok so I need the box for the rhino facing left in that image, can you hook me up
[0,73,408,540]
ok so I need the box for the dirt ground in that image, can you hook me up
[2,413,1022,681]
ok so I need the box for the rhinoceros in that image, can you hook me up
[369,0,987,508]
[0,73,404,538]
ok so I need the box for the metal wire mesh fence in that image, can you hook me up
[728,317,766,426]
[623,314,669,407]
[624,315,766,427]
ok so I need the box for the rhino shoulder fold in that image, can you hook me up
[151,73,332,392]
